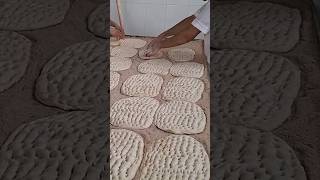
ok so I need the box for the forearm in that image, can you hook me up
[159,15,196,38]
[159,25,200,48]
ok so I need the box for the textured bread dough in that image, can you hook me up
[138,49,163,60]
[168,48,195,62]
[110,57,132,71]
[170,62,204,78]
[212,49,300,131]
[111,46,138,58]
[163,77,204,102]
[0,0,69,30]
[88,3,107,38]
[138,59,172,75]
[0,111,107,180]
[213,2,301,52]
[110,129,144,180]
[154,101,206,134]
[120,38,147,49]
[139,135,210,180]
[36,40,107,110]
[121,74,163,97]
[213,123,307,180]
[111,97,159,129]
[0,31,31,93]
[110,71,120,90]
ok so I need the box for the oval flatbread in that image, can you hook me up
[170,62,204,78]
[111,46,138,58]
[168,48,195,62]
[110,56,132,71]
[110,71,120,90]
[138,59,172,75]
[120,38,147,49]
[122,74,163,97]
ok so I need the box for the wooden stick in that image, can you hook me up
[116,0,124,34]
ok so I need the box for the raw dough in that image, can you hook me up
[88,3,107,38]
[121,74,163,97]
[0,111,107,180]
[0,31,31,93]
[154,101,206,134]
[111,97,159,129]
[168,48,195,62]
[0,0,69,30]
[213,123,307,180]
[138,49,163,60]
[170,62,204,78]
[213,2,301,52]
[110,129,144,180]
[110,57,132,71]
[36,40,107,110]
[110,71,120,90]
[111,46,138,58]
[212,49,300,131]
[120,38,147,49]
[139,135,210,180]
[138,59,172,75]
[162,77,204,102]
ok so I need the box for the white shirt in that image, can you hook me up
[192,1,210,63]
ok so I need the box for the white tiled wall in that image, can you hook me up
[110,0,207,38]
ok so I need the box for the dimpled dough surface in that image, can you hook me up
[121,74,163,97]
[110,71,120,90]
[154,101,206,134]
[0,31,31,93]
[120,39,147,49]
[213,2,301,52]
[110,129,144,180]
[212,49,300,131]
[111,97,159,129]
[168,48,195,62]
[139,135,210,180]
[36,40,107,110]
[110,57,132,71]
[213,123,307,180]
[111,46,138,58]
[138,59,172,75]
[0,0,69,30]
[170,62,204,78]
[163,77,204,102]
[88,3,107,38]
[0,111,107,180]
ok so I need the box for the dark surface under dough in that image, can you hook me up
[0,111,107,180]
[213,0,320,179]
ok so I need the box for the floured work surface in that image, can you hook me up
[110,38,210,180]
[0,111,107,180]
[213,1,301,52]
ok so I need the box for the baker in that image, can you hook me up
[110,19,124,40]
[145,1,210,62]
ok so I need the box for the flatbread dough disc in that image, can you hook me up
[121,74,163,97]
[138,49,163,60]
[139,135,210,180]
[212,49,300,131]
[110,129,144,180]
[88,3,107,38]
[0,111,107,180]
[110,71,120,90]
[162,77,204,102]
[213,123,307,180]
[110,57,132,71]
[137,59,172,75]
[170,62,204,78]
[120,38,147,49]
[111,97,159,129]
[111,46,138,58]
[0,31,31,93]
[154,101,206,134]
[0,0,69,30]
[36,40,107,110]
[213,2,301,52]
[168,48,195,62]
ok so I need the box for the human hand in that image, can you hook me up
[145,37,162,56]
[110,26,124,40]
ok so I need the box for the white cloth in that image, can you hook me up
[192,1,210,63]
